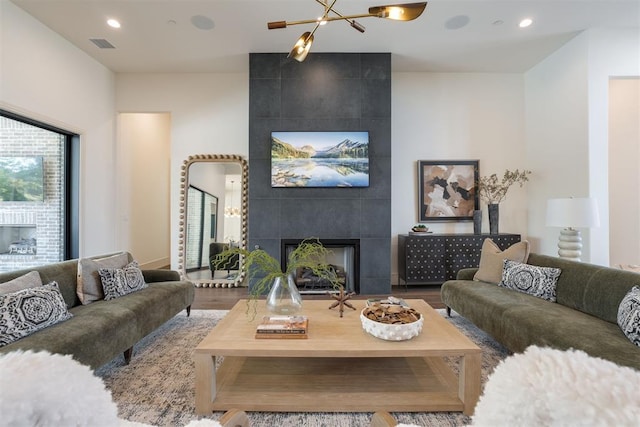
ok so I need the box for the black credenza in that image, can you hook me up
[398,233,521,285]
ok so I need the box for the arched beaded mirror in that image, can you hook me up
[178,154,248,287]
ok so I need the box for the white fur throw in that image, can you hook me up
[0,350,225,427]
[471,346,640,427]
[0,350,120,427]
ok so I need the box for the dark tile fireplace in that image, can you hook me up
[248,53,392,295]
[281,239,360,294]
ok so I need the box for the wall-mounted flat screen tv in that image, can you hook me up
[271,131,369,188]
[0,157,44,202]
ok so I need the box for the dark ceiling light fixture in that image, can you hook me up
[268,1,428,62]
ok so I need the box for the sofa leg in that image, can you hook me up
[123,347,133,364]
[186,305,192,317]
[446,306,452,317]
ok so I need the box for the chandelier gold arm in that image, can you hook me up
[268,2,426,29]
[268,13,375,29]
[314,0,366,32]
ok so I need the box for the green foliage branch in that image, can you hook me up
[478,169,532,204]
[212,237,343,319]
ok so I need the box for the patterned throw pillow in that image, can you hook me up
[498,260,562,302]
[77,252,129,305]
[0,282,73,347]
[617,286,640,347]
[98,261,147,301]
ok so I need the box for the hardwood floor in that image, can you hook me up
[192,284,445,310]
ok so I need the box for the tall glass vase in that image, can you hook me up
[488,203,499,235]
[266,274,303,315]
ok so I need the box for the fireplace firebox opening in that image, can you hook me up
[0,225,37,255]
[281,239,360,294]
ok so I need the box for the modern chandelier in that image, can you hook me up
[268,1,428,62]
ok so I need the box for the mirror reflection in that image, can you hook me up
[185,185,218,271]
[178,155,247,288]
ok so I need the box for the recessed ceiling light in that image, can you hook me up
[445,15,470,30]
[107,19,121,29]
[190,15,215,31]
[519,18,533,28]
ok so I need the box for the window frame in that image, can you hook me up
[1,109,79,260]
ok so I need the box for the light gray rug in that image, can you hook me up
[96,309,510,427]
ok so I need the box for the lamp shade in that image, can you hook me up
[546,197,600,228]
[288,32,313,62]
[369,3,427,20]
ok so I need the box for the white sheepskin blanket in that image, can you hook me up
[0,350,120,427]
[471,346,640,427]
[0,350,223,427]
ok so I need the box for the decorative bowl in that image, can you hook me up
[360,308,424,341]
[411,227,429,232]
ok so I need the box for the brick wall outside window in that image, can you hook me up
[0,116,65,272]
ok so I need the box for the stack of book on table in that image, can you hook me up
[255,315,309,339]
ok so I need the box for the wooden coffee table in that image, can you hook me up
[194,299,481,415]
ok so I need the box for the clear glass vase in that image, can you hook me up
[265,274,303,315]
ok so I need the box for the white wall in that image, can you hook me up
[609,78,640,266]
[0,1,117,257]
[115,73,249,270]
[586,28,640,265]
[117,113,171,268]
[525,28,640,265]
[524,34,590,259]
[391,73,528,283]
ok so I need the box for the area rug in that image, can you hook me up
[95,309,510,427]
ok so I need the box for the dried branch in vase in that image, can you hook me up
[478,169,531,204]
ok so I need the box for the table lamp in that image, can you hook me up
[546,197,600,261]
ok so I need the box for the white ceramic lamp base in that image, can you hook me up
[557,228,582,261]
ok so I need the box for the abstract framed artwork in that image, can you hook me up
[417,160,479,221]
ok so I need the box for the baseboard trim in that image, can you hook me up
[140,257,170,270]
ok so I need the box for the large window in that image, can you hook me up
[0,110,79,272]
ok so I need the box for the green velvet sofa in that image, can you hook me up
[441,253,640,370]
[0,253,195,369]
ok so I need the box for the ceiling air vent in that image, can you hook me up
[90,38,115,49]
